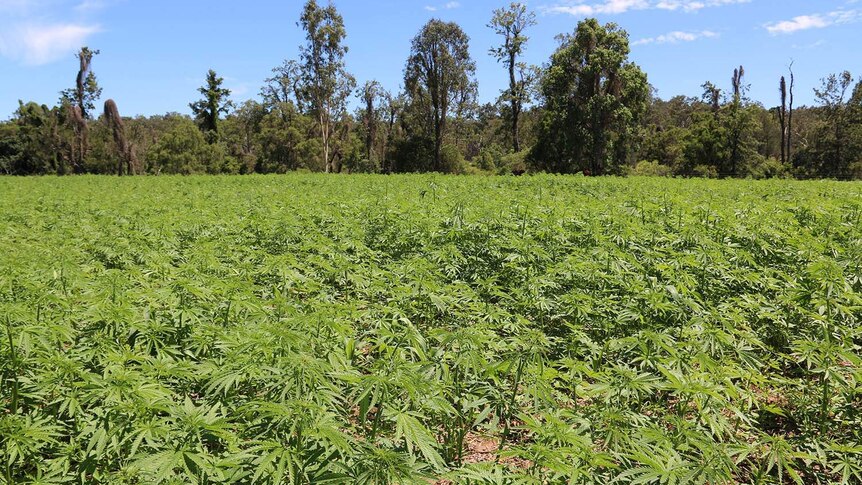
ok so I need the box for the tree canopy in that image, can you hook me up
[531,19,649,175]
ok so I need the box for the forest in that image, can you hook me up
[1,1,861,179]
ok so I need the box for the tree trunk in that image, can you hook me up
[779,76,787,166]
[509,51,520,153]
[787,67,794,165]
[434,110,443,172]
[321,112,331,173]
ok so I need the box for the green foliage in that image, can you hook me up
[476,144,505,172]
[253,102,316,173]
[794,72,862,179]
[489,2,537,153]
[629,160,673,177]
[531,18,649,175]
[404,19,477,172]
[189,70,233,142]
[497,149,528,175]
[1,174,861,483]
[298,0,355,173]
[146,117,235,174]
[59,47,102,119]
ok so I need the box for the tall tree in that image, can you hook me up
[703,82,721,115]
[381,92,404,174]
[298,0,355,173]
[778,76,788,166]
[60,47,102,119]
[489,2,536,153]
[189,69,233,142]
[727,65,747,176]
[59,47,101,172]
[262,59,304,111]
[530,19,649,175]
[404,19,477,171]
[104,99,136,176]
[812,71,855,177]
[787,63,795,165]
[357,80,384,162]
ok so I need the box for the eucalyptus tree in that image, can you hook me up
[189,69,233,143]
[811,71,857,178]
[489,2,536,153]
[356,80,385,163]
[298,0,355,173]
[262,59,304,112]
[530,19,649,175]
[404,19,477,171]
[381,91,404,174]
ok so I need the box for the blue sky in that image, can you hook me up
[0,0,860,119]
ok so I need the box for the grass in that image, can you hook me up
[0,174,861,484]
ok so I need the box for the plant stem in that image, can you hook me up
[6,316,19,414]
[496,357,525,462]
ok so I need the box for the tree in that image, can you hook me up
[808,71,857,178]
[298,0,355,173]
[60,47,102,119]
[404,19,477,171]
[147,117,231,174]
[530,19,649,175]
[5,102,65,174]
[727,65,748,176]
[381,92,404,174]
[786,63,795,165]
[489,2,536,153]
[0,122,21,175]
[263,59,304,111]
[357,80,385,163]
[189,69,233,142]
[58,47,101,172]
[256,102,315,173]
[778,76,788,166]
[222,100,267,173]
[104,99,137,175]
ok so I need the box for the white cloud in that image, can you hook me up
[655,0,749,13]
[545,0,648,16]
[0,23,100,65]
[633,29,718,45]
[0,0,105,64]
[765,9,859,34]
[424,1,460,12]
[543,0,748,16]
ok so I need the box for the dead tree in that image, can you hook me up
[729,66,746,177]
[787,63,794,165]
[104,99,137,175]
[778,76,788,165]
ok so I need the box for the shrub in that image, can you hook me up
[629,160,673,177]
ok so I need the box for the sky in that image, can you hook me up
[0,0,860,119]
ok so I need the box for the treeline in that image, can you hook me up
[1,1,861,179]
